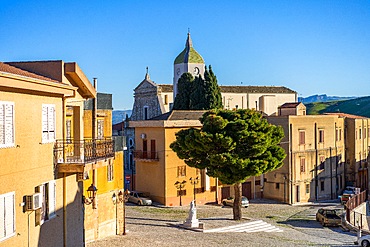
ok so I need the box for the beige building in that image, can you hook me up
[326,113,370,191]
[0,61,95,246]
[265,105,346,204]
[130,111,219,206]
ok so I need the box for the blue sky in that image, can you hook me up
[1,1,370,110]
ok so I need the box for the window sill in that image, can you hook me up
[0,232,15,243]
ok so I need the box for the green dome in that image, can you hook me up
[174,33,204,64]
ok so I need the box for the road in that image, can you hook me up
[87,199,359,247]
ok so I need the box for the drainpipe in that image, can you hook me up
[289,124,293,204]
[61,91,75,247]
[92,78,98,209]
[315,123,318,201]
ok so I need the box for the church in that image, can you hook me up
[123,33,297,191]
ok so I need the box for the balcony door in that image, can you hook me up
[150,140,156,159]
[143,140,147,159]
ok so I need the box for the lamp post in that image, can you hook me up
[174,180,187,206]
[189,177,199,205]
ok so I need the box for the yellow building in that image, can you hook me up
[0,61,95,246]
[130,111,219,206]
[82,92,125,242]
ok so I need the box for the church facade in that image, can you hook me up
[124,33,297,190]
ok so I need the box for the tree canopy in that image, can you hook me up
[173,65,222,110]
[170,109,286,219]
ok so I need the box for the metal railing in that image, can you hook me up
[346,190,367,223]
[133,151,159,161]
[54,138,115,164]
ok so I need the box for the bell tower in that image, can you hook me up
[173,32,205,98]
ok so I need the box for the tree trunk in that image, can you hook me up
[233,182,242,220]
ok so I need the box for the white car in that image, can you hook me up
[355,234,370,246]
[128,191,152,206]
[222,196,249,208]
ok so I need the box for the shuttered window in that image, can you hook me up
[36,180,56,226]
[42,104,56,143]
[0,102,15,148]
[97,119,104,139]
[0,192,15,241]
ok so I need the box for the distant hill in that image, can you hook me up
[298,94,356,104]
[306,96,370,118]
[112,110,132,124]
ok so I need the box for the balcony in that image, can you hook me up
[54,138,115,173]
[133,150,159,162]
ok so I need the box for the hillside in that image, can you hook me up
[306,96,370,117]
[112,110,132,124]
[298,94,356,104]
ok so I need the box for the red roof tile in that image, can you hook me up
[0,62,58,83]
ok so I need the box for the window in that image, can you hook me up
[66,119,72,143]
[305,184,310,194]
[299,130,305,145]
[255,180,261,186]
[336,128,342,141]
[319,129,324,143]
[275,183,280,189]
[177,166,186,177]
[359,128,362,139]
[0,101,15,148]
[0,192,15,241]
[143,106,149,120]
[164,95,168,105]
[42,104,55,143]
[319,156,325,170]
[97,119,104,139]
[107,163,114,181]
[320,181,324,191]
[300,157,306,173]
[36,181,56,225]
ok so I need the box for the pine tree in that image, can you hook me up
[172,73,194,110]
[170,109,286,220]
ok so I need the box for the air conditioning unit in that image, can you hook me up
[25,193,42,211]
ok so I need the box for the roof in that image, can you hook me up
[149,110,206,121]
[0,62,58,83]
[174,33,204,64]
[220,85,296,94]
[158,84,173,92]
[279,102,303,108]
[324,113,367,119]
[153,84,296,94]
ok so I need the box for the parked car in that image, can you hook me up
[222,196,249,208]
[316,208,342,227]
[355,234,370,246]
[128,191,152,205]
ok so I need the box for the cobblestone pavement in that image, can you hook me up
[87,199,358,247]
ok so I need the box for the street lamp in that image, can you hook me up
[83,184,98,206]
[174,180,187,206]
[189,177,199,205]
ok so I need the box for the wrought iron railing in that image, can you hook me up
[54,138,115,164]
[133,150,159,161]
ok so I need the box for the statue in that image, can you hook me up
[184,200,199,228]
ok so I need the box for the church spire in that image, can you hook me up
[145,66,150,80]
[186,31,193,48]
